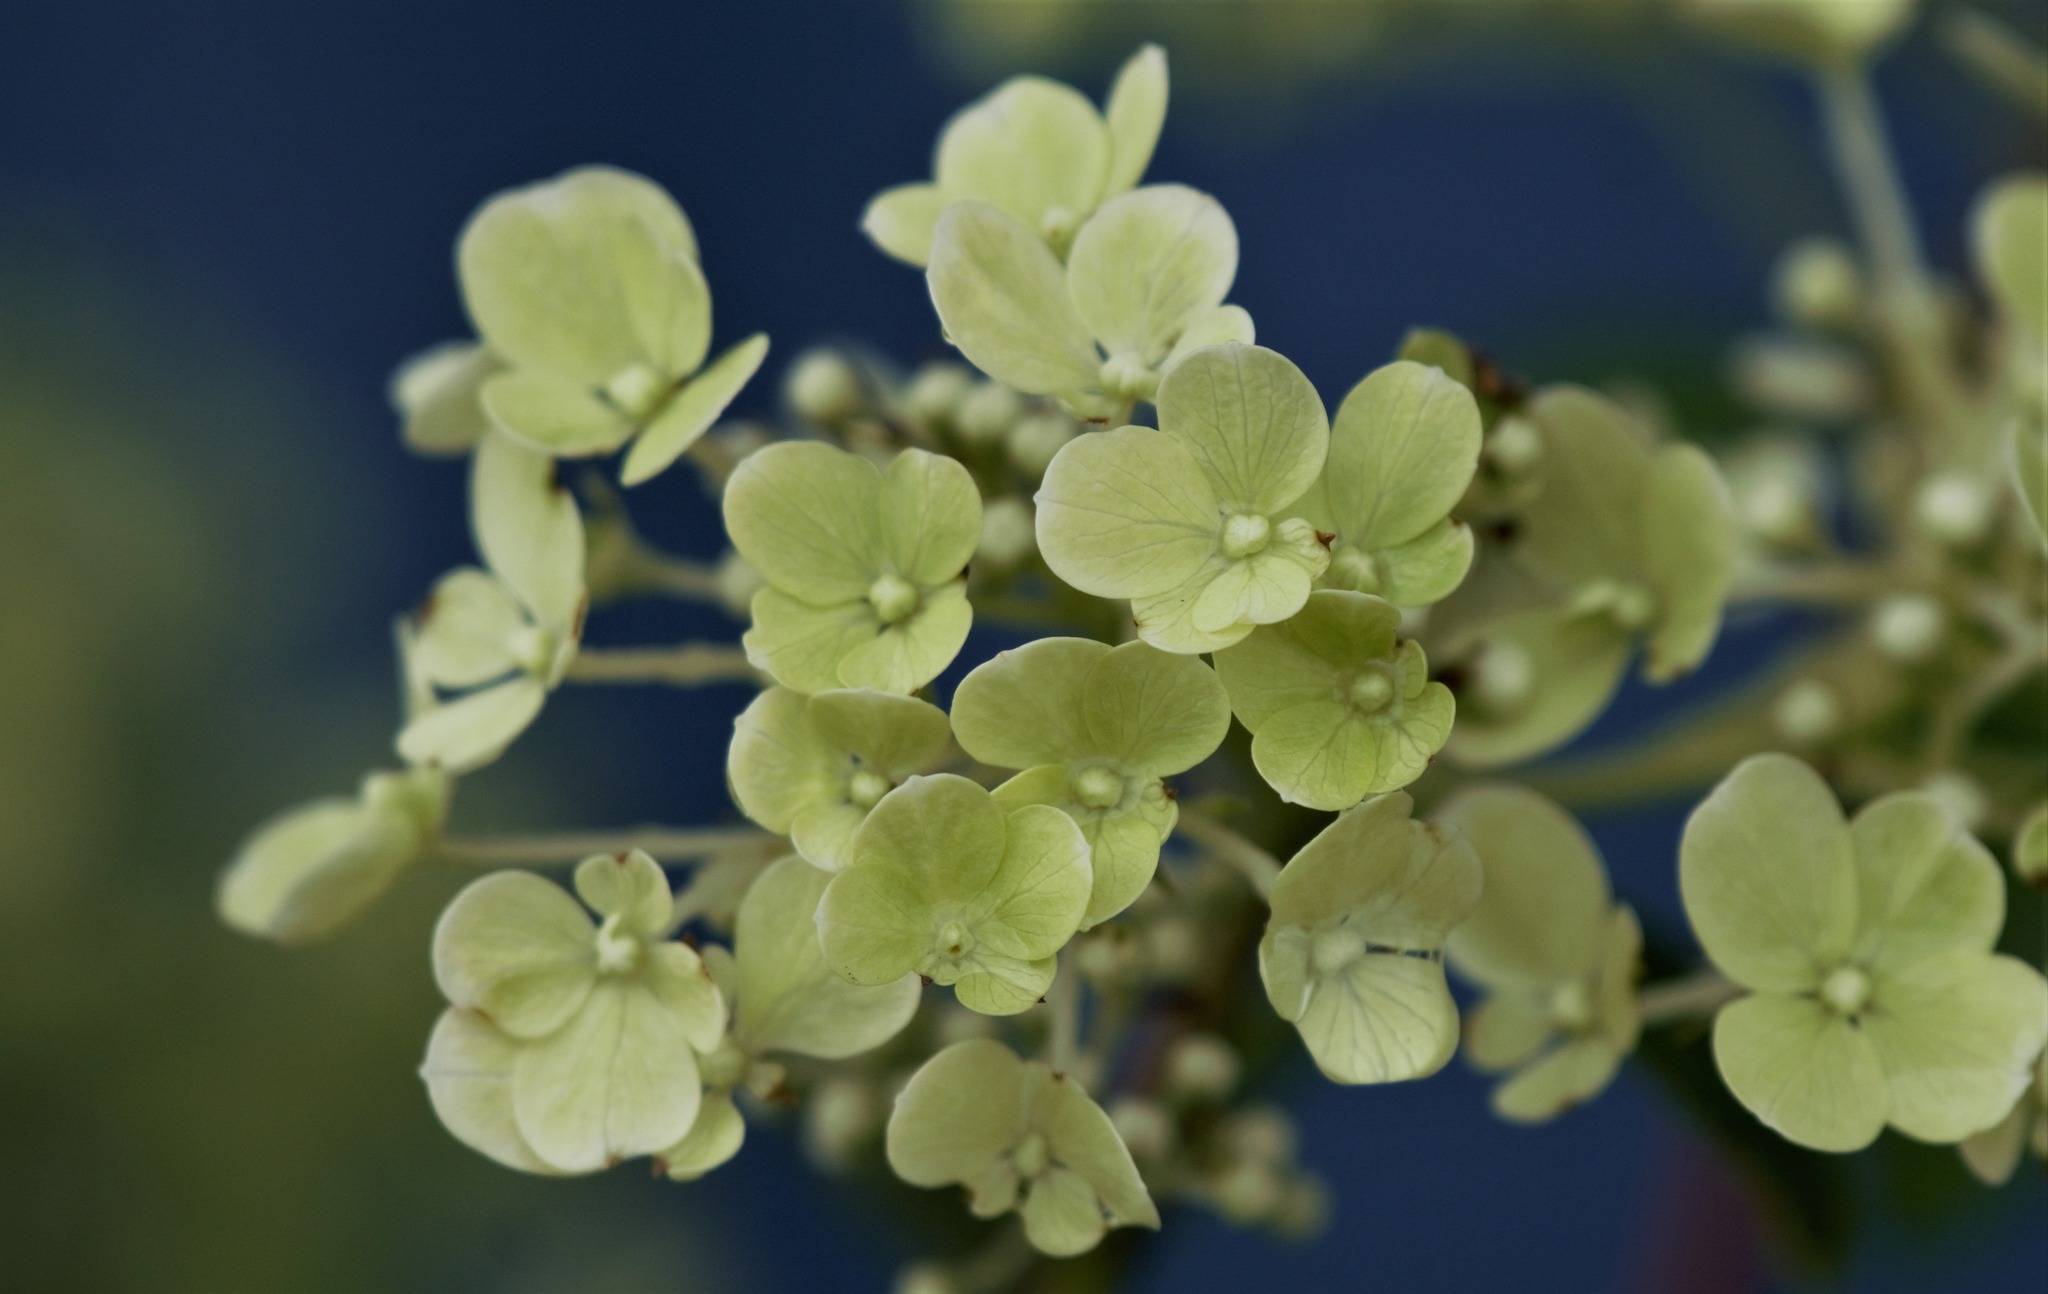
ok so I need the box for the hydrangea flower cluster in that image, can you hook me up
[220,11,2048,1287]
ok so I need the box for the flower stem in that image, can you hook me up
[1177,809,1280,901]
[1046,949,1082,1079]
[1637,970,1741,1026]
[434,825,775,867]
[564,643,762,687]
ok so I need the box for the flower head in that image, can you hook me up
[422,850,726,1172]
[724,442,981,693]
[1260,792,1482,1084]
[728,686,953,871]
[927,184,1251,420]
[1212,590,1453,811]
[1449,386,1736,767]
[862,45,1168,267]
[886,1038,1159,1256]
[399,431,587,773]
[457,166,768,484]
[1295,360,1481,608]
[951,637,1230,926]
[816,774,1091,1015]
[1681,754,2048,1152]
[217,766,450,945]
[1438,784,1641,1122]
[1036,343,1331,651]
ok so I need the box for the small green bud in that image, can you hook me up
[1913,471,1994,547]
[2013,804,2048,888]
[713,550,765,617]
[1211,1159,1284,1224]
[1108,1096,1176,1160]
[1396,327,1475,389]
[976,496,1037,569]
[1006,413,1076,477]
[1772,678,1842,745]
[605,363,670,421]
[1820,965,1872,1017]
[1773,238,1862,329]
[955,381,1023,445]
[1732,334,1873,421]
[1220,511,1273,559]
[786,349,864,423]
[1871,593,1946,662]
[803,1074,882,1171]
[1919,769,1988,833]
[1485,415,1543,476]
[1219,1105,1297,1166]
[1470,639,1535,716]
[903,362,974,424]
[1163,1032,1241,1102]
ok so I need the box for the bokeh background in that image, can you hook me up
[1,1,2043,1290]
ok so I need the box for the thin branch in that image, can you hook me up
[1045,949,1082,1079]
[564,643,763,687]
[1727,560,1893,608]
[1176,809,1280,901]
[434,825,775,867]
[1637,970,1741,1026]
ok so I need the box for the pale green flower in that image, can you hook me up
[1295,360,1481,608]
[885,1038,1159,1257]
[816,774,1091,1015]
[660,855,925,1182]
[1448,385,1736,768]
[862,45,1168,267]
[1212,590,1453,811]
[390,339,502,456]
[724,442,980,693]
[1679,0,1919,63]
[457,166,768,484]
[1960,1045,2048,1185]
[217,766,450,945]
[1680,753,2048,1152]
[1035,343,1330,652]
[951,637,1230,927]
[1259,792,1482,1084]
[927,185,1252,420]
[728,686,952,871]
[1438,784,1641,1123]
[423,850,727,1173]
[399,432,587,773]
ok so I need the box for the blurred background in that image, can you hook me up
[1,1,2042,1290]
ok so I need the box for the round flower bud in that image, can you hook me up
[1163,1032,1241,1103]
[1732,335,1872,422]
[1772,679,1842,745]
[1870,593,1946,663]
[714,550,766,618]
[894,1263,961,1294]
[1007,413,1077,478]
[1219,1105,1297,1166]
[1144,915,1201,982]
[1773,238,1861,329]
[1919,770,1988,834]
[1109,1096,1177,1161]
[955,381,1022,446]
[1913,472,1994,548]
[1211,1159,1284,1225]
[786,349,864,423]
[1484,415,1543,477]
[803,1074,882,1171]
[2012,803,2048,889]
[903,363,974,425]
[976,497,1037,569]
[1272,1173,1333,1240]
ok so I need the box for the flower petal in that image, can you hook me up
[1849,790,2006,973]
[974,804,1092,960]
[658,1089,746,1181]
[1291,948,1462,1085]
[886,1038,1031,1187]
[807,687,953,778]
[1492,1038,1622,1124]
[471,430,586,630]
[928,202,1100,396]
[723,440,883,604]
[834,582,972,693]
[414,568,526,688]
[727,686,844,835]
[1371,516,1474,608]
[1036,424,1220,599]
[1068,186,1237,366]
[420,1008,564,1175]
[1155,342,1325,514]
[1712,992,1886,1153]
[742,589,878,695]
[880,447,982,586]
[1022,1166,1110,1257]
[571,848,673,938]
[936,78,1109,235]
[1866,952,2048,1144]
[1519,385,1654,586]
[1680,753,1856,993]
[953,637,1108,767]
[1439,783,1611,990]
[433,869,597,1039]
[480,369,631,457]
[1082,639,1231,774]
[397,676,549,775]
[1101,44,1168,198]
[1213,588,1399,728]
[392,340,500,456]
[1442,606,1631,769]
[513,979,703,1171]
[1323,360,1481,550]
[1641,443,1736,681]
[735,856,921,1059]
[1464,991,1555,1073]
[620,332,771,486]
[861,183,948,268]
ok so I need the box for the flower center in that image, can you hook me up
[1013,1131,1050,1180]
[1549,981,1594,1031]
[936,920,975,958]
[1311,926,1365,976]
[1820,965,1871,1017]
[1576,579,1656,631]
[1220,512,1273,560]
[1098,354,1159,402]
[867,574,921,625]
[1326,545,1382,594]
[604,363,668,420]
[1471,640,1533,715]
[1346,668,1395,714]
[509,623,554,676]
[847,767,892,810]
[594,912,641,975]
[1073,765,1126,810]
[1041,207,1082,254]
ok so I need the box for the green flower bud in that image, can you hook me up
[1163,1032,1241,1102]
[786,349,864,423]
[976,497,1037,569]
[1773,238,1862,329]
[1006,412,1077,477]
[1107,1096,1176,1160]
[955,380,1023,445]
[2014,804,2048,888]
[1913,471,1995,547]
[1772,678,1842,745]
[903,362,974,425]
[1871,593,1946,662]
